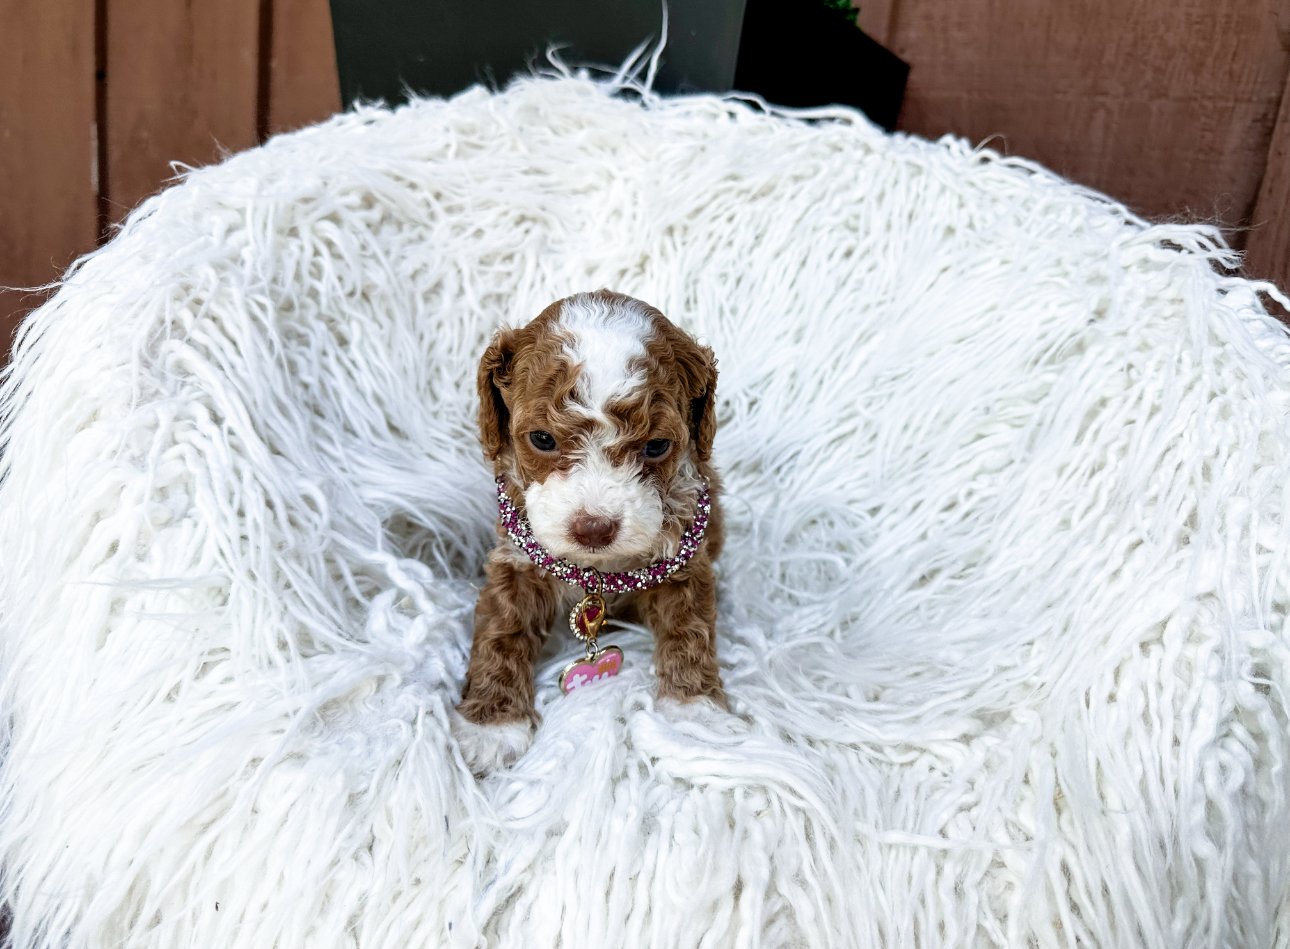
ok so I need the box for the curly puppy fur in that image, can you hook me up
[457,290,725,762]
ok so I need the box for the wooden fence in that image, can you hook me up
[2,0,1288,349]
[0,0,339,342]
[860,0,1290,289]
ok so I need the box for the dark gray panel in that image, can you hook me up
[329,0,748,106]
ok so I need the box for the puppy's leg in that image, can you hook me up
[455,551,558,773]
[640,557,726,707]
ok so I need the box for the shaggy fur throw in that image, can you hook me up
[1,71,1288,948]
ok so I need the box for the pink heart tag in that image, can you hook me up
[559,646,624,695]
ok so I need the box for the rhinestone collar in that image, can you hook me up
[494,476,712,595]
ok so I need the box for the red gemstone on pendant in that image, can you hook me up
[584,604,601,622]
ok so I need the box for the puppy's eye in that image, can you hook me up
[642,439,672,460]
[529,431,558,452]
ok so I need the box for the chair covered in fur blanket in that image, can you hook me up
[1,74,1287,948]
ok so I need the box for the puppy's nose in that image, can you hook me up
[570,513,619,549]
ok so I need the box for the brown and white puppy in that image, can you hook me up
[454,289,724,772]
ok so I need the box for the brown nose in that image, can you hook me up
[569,513,619,549]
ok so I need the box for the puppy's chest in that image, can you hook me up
[493,542,647,630]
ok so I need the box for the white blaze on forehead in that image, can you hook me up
[523,294,665,568]
[557,295,653,414]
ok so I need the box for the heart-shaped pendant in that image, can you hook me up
[559,645,624,694]
[570,592,607,640]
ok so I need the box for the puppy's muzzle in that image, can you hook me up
[569,513,619,550]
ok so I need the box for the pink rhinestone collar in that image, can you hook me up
[495,476,712,594]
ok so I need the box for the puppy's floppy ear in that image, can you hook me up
[688,344,718,462]
[477,328,519,463]
[665,327,719,463]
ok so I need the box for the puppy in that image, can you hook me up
[455,289,724,772]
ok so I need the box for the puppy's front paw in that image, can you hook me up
[656,693,744,736]
[451,710,534,776]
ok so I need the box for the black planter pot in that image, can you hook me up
[735,0,908,130]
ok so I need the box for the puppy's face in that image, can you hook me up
[479,291,717,569]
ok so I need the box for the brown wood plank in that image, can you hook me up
[0,0,99,350]
[855,0,897,47]
[267,0,341,134]
[1246,64,1290,293]
[105,0,261,218]
[887,1,1290,238]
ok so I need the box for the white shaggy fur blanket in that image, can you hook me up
[2,71,1289,949]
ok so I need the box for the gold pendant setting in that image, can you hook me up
[570,592,606,640]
